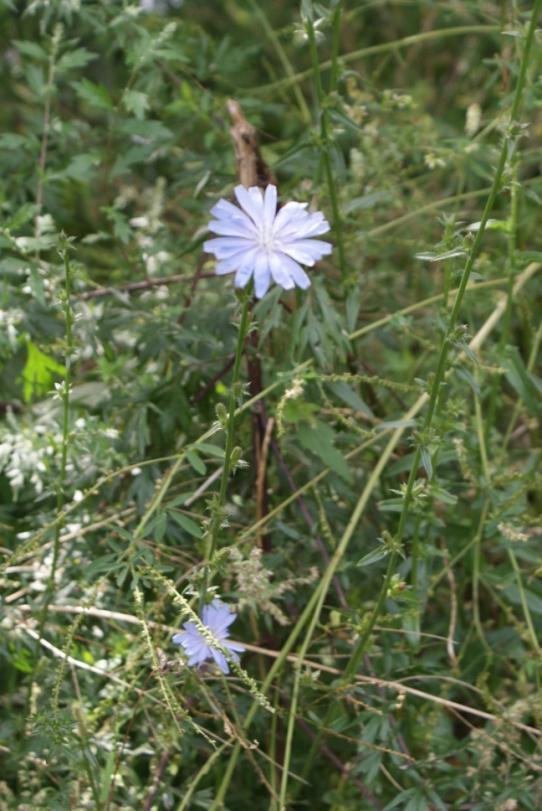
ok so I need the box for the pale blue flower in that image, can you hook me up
[172,599,245,674]
[204,184,332,298]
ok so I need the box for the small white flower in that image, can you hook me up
[204,184,332,298]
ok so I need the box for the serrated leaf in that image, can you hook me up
[73,78,113,110]
[0,133,33,151]
[14,40,47,61]
[21,341,66,402]
[5,203,37,230]
[122,90,150,120]
[13,234,56,253]
[282,398,319,424]
[54,153,101,183]
[298,420,352,482]
[57,47,97,73]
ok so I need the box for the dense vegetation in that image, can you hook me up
[1,1,542,808]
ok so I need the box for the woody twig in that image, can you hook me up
[227,99,272,552]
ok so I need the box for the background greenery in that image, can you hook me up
[1,1,542,809]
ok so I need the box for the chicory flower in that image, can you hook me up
[172,599,245,675]
[204,184,332,298]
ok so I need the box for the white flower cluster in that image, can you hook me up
[0,308,24,351]
[0,424,49,497]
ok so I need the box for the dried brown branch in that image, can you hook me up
[79,272,215,301]
[227,99,275,189]
[227,99,274,553]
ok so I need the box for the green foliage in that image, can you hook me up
[1,1,542,809]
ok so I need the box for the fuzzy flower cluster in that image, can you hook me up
[0,421,50,497]
[0,308,24,352]
[204,184,332,298]
[230,547,317,626]
[172,599,245,674]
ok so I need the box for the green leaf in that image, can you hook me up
[73,78,113,110]
[122,90,150,120]
[194,442,225,459]
[328,381,373,417]
[344,190,391,214]
[12,234,56,254]
[103,207,132,244]
[14,40,47,62]
[504,346,541,416]
[415,248,466,262]
[57,47,97,73]
[186,449,206,475]
[169,512,203,538]
[357,545,389,568]
[53,153,101,183]
[298,420,352,482]
[420,446,433,478]
[0,133,33,151]
[282,398,319,424]
[21,341,66,402]
[5,203,37,230]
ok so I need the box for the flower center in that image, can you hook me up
[258,226,275,252]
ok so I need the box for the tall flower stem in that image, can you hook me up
[329,1,343,94]
[344,0,542,681]
[485,157,519,437]
[38,240,74,636]
[306,11,347,283]
[201,291,251,604]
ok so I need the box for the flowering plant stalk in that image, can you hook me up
[37,240,74,637]
[200,287,252,605]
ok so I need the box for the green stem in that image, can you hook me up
[502,318,542,450]
[201,292,251,603]
[486,158,520,436]
[38,242,74,636]
[329,1,343,94]
[279,514,339,807]
[306,13,348,282]
[472,501,492,656]
[344,0,542,678]
[257,26,500,94]
[248,0,311,123]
